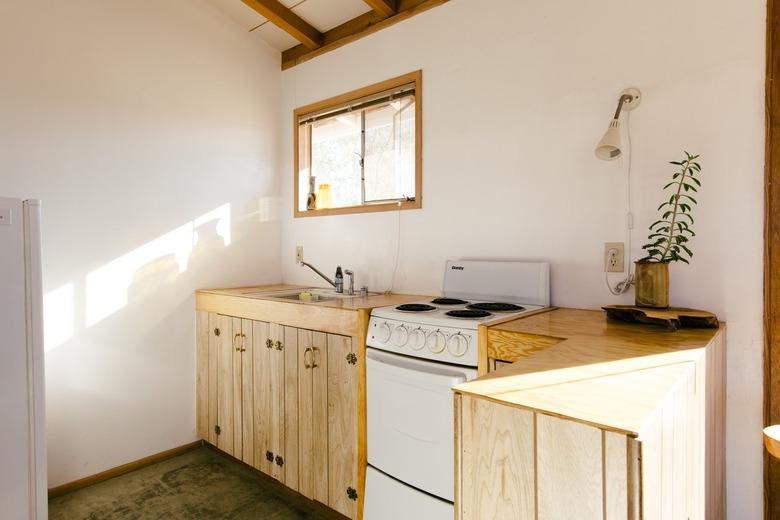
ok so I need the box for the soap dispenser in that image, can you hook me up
[335,266,344,293]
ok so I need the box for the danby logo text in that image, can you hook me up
[451,265,465,270]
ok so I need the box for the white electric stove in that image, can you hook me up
[363,260,550,520]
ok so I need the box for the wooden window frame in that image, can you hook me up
[293,70,422,218]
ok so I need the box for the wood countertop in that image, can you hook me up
[454,307,724,437]
[196,284,427,337]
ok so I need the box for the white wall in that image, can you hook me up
[0,0,282,487]
[280,0,765,516]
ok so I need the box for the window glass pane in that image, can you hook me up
[310,113,362,209]
[364,97,416,202]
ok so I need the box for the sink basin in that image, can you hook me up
[241,288,368,302]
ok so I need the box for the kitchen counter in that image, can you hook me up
[196,284,426,337]
[454,307,725,436]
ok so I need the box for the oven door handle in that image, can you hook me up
[366,349,474,387]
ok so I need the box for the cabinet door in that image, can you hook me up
[327,334,358,518]
[196,311,209,440]
[298,329,329,503]
[283,326,299,491]
[254,322,287,482]
[240,318,254,466]
[207,313,220,446]
[216,314,236,456]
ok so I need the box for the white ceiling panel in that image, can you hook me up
[204,0,267,29]
[252,22,301,51]
[292,0,372,32]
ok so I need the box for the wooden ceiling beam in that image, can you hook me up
[363,0,396,18]
[282,0,449,70]
[241,0,323,49]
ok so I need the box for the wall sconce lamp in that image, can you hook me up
[595,88,642,161]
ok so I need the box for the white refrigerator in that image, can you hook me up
[0,197,47,519]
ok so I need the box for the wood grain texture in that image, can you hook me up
[217,315,234,456]
[196,285,425,337]
[232,317,243,460]
[458,395,534,520]
[281,0,450,69]
[208,313,219,445]
[270,322,285,482]
[253,320,272,475]
[603,431,628,519]
[241,319,254,466]
[241,0,322,48]
[355,309,370,520]
[363,0,395,17]
[603,305,719,331]
[459,308,724,435]
[312,332,329,505]
[327,334,357,519]
[486,329,563,365]
[537,414,603,520]
[196,311,209,440]
[284,326,299,491]
[768,2,780,514]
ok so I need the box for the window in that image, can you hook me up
[294,71,422,217]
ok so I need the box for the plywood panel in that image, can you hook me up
[217,315,234,456]
[312,331,329,505]
[284,326,299,491]
[232,317,243,459]
[603,431,628,520]
[537,413,603,520]
[241,319,254,466]
[269,322,285,482]
[706,332,726,519]
[207,313,219,446]
[196,311,209,440]
[458,395,534,520]
[297,329,314,499]
[328,334,357,518]
[253,320,272,475]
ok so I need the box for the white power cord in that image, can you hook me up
[605,111,635,296]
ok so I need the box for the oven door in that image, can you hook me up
[367,348,477,502]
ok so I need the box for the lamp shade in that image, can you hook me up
[595,119,622,161]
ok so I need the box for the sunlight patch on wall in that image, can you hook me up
[85,204,231,327]
[44,283,74,352]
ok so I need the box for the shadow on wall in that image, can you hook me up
[43,199,278,353]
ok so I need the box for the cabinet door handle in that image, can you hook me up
[311,347,319,369]
[214,328,221,337]
[347,487,358,501]
[266,338,273,349]
[303,347,312,369]
[266,451,274,462]
[234,333,242,352]
[274,340,283,351]
[275,455,284,467]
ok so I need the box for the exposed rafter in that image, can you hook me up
[363,0,396,18]
[282,0,449,70]
[241,0,323,49]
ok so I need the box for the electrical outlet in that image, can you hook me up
[604,242,625,273]
[295,246,303,263]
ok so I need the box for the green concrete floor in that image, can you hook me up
[49,446,331,519]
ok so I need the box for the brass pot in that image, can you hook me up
[634,261,669,308]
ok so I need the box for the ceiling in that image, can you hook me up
[205,0,374,51]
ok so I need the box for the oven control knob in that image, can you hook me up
[427,330,446,354]
[393,325,409,347]
[375,322,392,343]
[447,333,469,357]
[409,328,426,350]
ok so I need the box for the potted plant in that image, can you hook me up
[636,152,702,308]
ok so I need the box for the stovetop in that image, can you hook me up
[372,298,543,330]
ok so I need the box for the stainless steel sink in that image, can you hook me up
[240,288,364,302]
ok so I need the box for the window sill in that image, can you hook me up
[293,199,421,218]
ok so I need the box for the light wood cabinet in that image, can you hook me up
[196,312,359,518]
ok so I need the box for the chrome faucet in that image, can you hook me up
[299,260,339,291]
[298,260,354,294]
